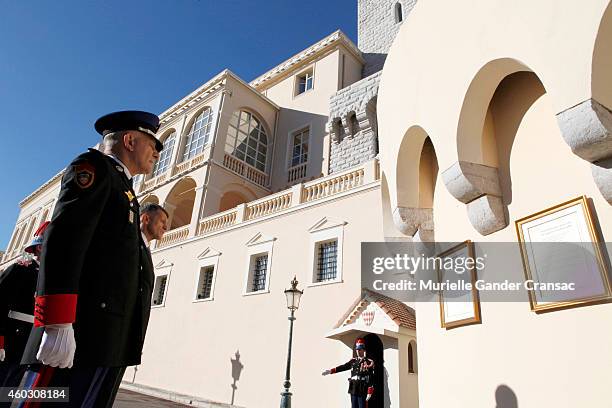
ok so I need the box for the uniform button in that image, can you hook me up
[139,288,143,293]
[100,302,106,309]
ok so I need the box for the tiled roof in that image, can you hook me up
[337,288,416,330]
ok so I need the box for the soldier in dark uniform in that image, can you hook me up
[20,110,163,407]
[93,203,168,402]
[0,222,49,389]
[322,338,375,408]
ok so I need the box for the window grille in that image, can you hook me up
[317,240,338,282]
[197,266,215,300]
[251,255,268,292]
[153,275,168,305]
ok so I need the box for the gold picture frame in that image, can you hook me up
[437,240,482,329]
[515,196,611,313]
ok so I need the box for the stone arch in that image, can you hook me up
[218,183,257,212]
[444,59,549,235]
[393,126,438,241]
[584,1,612,204]
[592,1,612,111]
[140,194,160,207]
[381,172,403,240]
[164,177,197,230]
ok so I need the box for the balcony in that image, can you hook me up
[138,152,207,195]
[151,159,380,250]
[223,153,267,187]
[287,163,307,183]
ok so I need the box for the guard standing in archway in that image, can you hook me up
[322,338,375,408]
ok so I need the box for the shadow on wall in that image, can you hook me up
[272,108,328,191]
[230,350,244,406]
[383,367,391,408]
[363,53,387,76]
[495,384,518,408]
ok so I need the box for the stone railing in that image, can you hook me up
[245,191,293,221]
[141,173,168,192]
[287,163,307,183]
[151,159,379,246]
[138,152,207,194]
[173,153,206,177]
[223,153,268,187]
[302,166,365,202]
[198,208,238,235]
[156,225,190,249]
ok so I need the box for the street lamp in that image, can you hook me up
[280,276,303,408]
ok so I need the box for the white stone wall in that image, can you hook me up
[358,0,417,76]
[328,72,381,173]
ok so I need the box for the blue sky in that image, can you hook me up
[0,0,358,249]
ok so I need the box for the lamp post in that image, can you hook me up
[280,276,303,408]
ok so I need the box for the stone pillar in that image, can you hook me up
[235,203,248,223]
[164,202,177,231]
[290,183,304,207]
[189,186,206,237]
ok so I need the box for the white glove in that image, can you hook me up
[0,349,5,362]
[322,369,331,376]
[366,394,372,402]
[36,323,76,369]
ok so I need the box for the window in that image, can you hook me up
[296,69,314,95]
[152,275,168,306]
[225,110,268,172]
[152,131,176,177]
[395,2,403,23]
[308,217,346,286]
[183,108,214,162]
[152,260,173,307]
[251,255,268,292]
[316,240,338,282]
[196,266,215,300]
[243,233,275,295]
[290,128,309,168]
[195,247,221,302]
[408,341,418,373]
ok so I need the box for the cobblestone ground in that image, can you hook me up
[113,389,189,407]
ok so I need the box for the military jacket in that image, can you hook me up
[0,261,38,363]
[333,356,375,396]
[24,149,152,367]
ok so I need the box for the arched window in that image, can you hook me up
[395,2,403,23]
[182,108,214,162]
[408,341,417,373]
[225,110,268,172]
[152,131,177,177]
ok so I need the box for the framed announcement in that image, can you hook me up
[515,196,611,313]
[437,240,482,329]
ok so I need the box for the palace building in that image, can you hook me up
[2,0,611,407]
